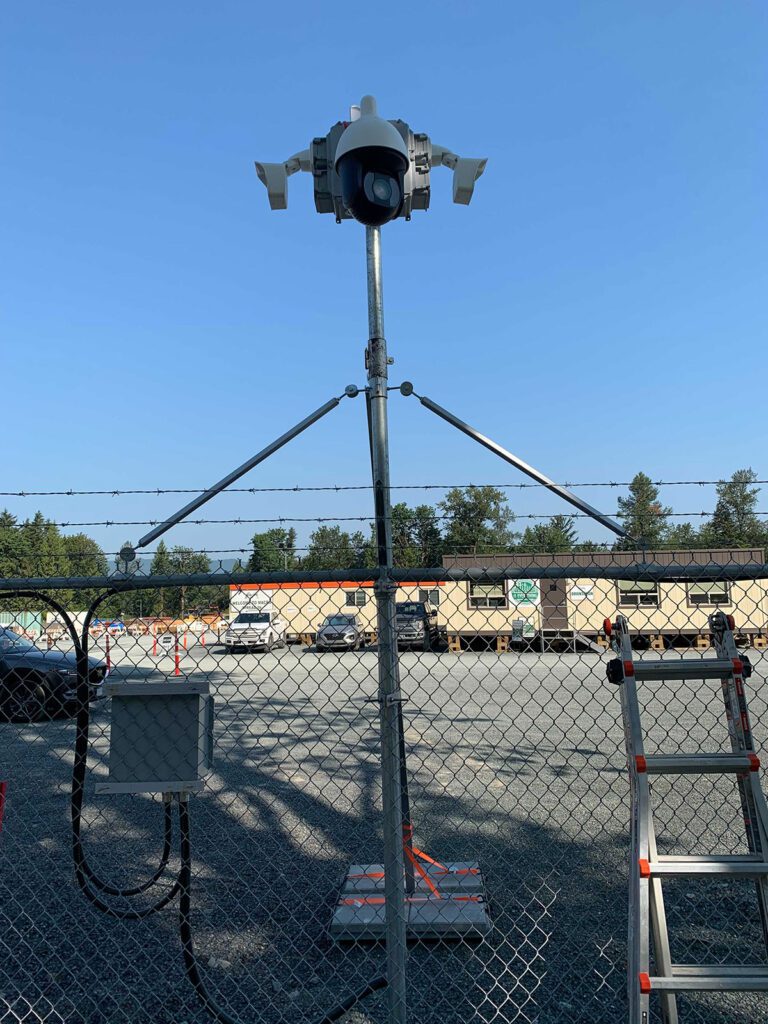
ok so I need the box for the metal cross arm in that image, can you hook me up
[399,382,629,541]
[132,390,357,552]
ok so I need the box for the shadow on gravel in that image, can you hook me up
[2,652,766,1024]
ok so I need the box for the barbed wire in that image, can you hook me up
[26,510,768,529]
[1,478,767,498]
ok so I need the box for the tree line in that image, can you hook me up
[246,471,768,570]
[1,471,765,610]
[0,515,224,615]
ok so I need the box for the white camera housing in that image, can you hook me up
[333,96,410,226]
[254,96,486,222]
[431,146,488,206]
[254,150,311,210]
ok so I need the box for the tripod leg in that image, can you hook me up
[405,388,628,541]
[135,392,350,550]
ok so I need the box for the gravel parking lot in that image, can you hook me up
[2,635,767,1024]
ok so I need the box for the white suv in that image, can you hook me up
[223,611,286,652]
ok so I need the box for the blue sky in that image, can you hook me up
[2,1,767,558]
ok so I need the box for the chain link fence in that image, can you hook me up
[2,551,768,1024]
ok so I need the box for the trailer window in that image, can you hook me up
[418,588,440,606]
[687,582,730,606]
[345,590,367,608]
[468,582,507,609]
[617,581,659,607]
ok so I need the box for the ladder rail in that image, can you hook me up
[609,612,768,1024]
[616,619,678,1024]
[711,612,768,948]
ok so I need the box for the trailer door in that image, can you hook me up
[541,579,568,631]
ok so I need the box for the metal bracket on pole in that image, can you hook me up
[399,382,631,541]
[129,390,357,554]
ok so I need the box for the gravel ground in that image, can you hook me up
[2,634,768,1024]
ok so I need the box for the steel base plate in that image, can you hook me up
[329,861,492,941]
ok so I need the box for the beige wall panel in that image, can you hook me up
[566,579,768,634]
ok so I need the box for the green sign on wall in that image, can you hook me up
[509,580,539,605]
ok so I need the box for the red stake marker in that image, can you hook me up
[152,624,157,656]
[175,637,181,677]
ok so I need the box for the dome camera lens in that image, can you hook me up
[371,177,392,202]
[337,147,408,227]
[362,171,400,210]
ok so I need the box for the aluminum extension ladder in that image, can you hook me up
[606,610,768,1023]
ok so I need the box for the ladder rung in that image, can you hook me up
[657,854,764,864]
[645,753,759,775]
[649,964,768,992]
[633,659,736,681]
[648,857,768,877]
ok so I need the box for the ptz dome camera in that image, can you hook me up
[334,96,409,227]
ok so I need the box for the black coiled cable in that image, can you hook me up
[177,799,387,1024]
[70,595,182,918]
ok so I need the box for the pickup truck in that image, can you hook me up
[395,601,440,651]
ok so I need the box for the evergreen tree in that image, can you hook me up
[19,512,68,577]
[389,503,444,567]
[302,526,371,570]
[58,533,109,577]
[439,486,515,555]
[0,511,23,577]
[699,469,765,549]
[518,515,578,553]
[664,522,701,550]
[247,528,297,571]
[149,540,173,575]
[61,533,110,610]
[149,541,173,615]
[0,512,111,612]
[411,505,444,567]
[167,546,213,617]
[616,473,671,550]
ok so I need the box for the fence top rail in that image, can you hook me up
[1,562,768,593]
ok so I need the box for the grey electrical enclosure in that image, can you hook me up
[95,680,213,796]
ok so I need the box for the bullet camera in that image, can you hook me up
[334,96,409,227]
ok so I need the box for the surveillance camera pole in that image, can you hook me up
[365,224,409,1024]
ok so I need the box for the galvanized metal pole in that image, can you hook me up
[365,224,408,1024]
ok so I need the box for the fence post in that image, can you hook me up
[365,224,408,1024]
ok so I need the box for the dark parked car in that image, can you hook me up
[316,614,364,651]
[0,627,108,722]
[395,601,440,651]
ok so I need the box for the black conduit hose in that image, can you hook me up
[82,801,175,897]
[3,587,389,1015]
[0,589,181,914]
[69,592,182,916]
[178,800,388,1024]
